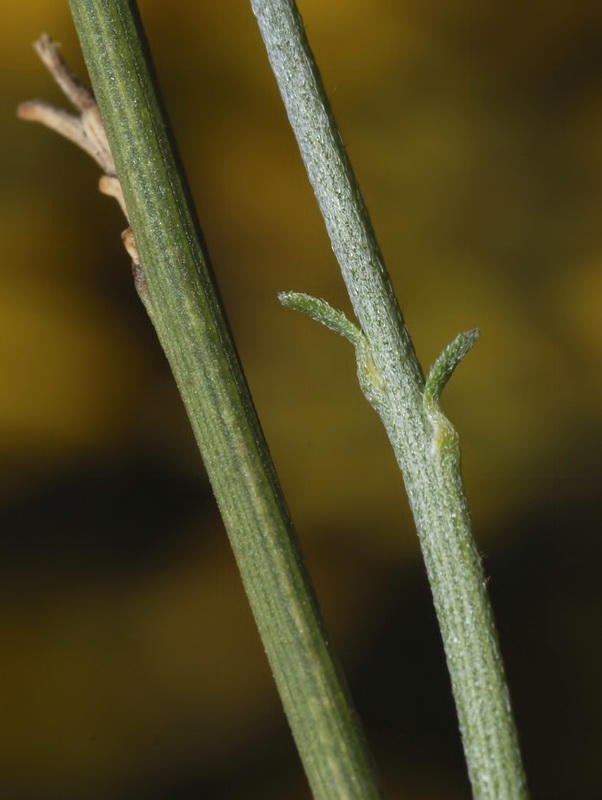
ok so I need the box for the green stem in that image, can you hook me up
[250,1,528,797]
[65,2,384,798]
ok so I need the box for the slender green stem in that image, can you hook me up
[250,1,528,797]
[63,2,384,798]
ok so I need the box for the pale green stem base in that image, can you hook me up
[253,2,529,797]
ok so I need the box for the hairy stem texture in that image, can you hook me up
[250,1,528,798]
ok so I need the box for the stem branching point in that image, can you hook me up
[252,2,528,797]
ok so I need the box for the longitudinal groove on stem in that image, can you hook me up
[250,1,528,797]
[55,2,387,800]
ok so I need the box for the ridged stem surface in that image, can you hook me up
[66,2,386,798]
[251,1,528,797]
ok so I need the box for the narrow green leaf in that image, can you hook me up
[279,291,362,345]
[424,329,480,408]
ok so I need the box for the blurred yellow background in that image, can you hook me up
[2,1,602,798]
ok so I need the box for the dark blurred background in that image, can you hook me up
[2,1,602,798]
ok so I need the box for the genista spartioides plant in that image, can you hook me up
[250,2,528,795]
[18,1,528,798]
